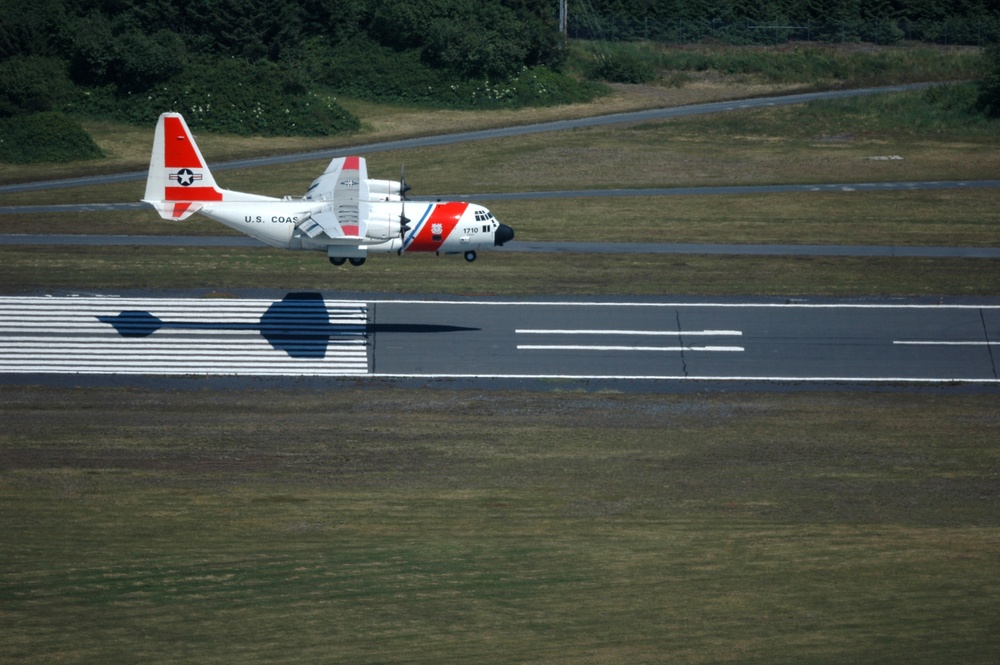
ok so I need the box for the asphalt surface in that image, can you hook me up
[2,294,997,384]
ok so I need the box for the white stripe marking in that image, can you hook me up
[362,298,1000,310]
[894,341,999,346]
[516,329,742,336]
[517,345,744,352]
[369,373,1000,383]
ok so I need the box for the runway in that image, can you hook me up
[3,295,998,384]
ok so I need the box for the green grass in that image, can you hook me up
[2,387,998,664]
[2,246,998,296]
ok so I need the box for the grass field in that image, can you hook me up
[2,387,998,664]
[2,246,999,296]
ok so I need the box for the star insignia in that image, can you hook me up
[170,168,203,187]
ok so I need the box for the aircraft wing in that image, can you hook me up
[302,156,370,239]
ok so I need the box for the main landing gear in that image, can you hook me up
[329,256,366,267]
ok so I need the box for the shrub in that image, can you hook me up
[70,57,360,137]
[978,45,1000,118]
[0,56,74,117]
[0,112,103,163]
[68,13,187,93]
[586,52,656,84]
[320,36,605,109]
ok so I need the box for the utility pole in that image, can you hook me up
[558,0,567,48]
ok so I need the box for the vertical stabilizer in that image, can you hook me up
[143,113,225,220]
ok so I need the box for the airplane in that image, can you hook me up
[142,112,514,265]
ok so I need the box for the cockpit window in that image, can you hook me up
[474,209,495,222]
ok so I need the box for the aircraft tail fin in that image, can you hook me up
[143,112,226,220]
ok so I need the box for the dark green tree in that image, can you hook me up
[978,43,1000,117]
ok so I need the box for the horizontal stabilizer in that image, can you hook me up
[143,200,203,221]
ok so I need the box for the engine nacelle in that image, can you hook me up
[364,212,405,243]
[367,179,404,202]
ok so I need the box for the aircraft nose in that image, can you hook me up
[495,223,515,247]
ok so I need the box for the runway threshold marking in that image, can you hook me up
[0,297,370,376]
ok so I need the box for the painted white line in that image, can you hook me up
[517,345,745,352]
[0,368,369,375]
[0,339,366,348]
[368,298,1000,309]
[0,350,368,359]
[5,296,999,310]
[369,373,1000,383]
[516,329,742,336]
[894,341,999,346]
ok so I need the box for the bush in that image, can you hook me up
[0,112,103,163]
[320,36,604,109]
[70,57,360,137]
[68,13,187,93]
[0,56,74,117]
[978,45,1000,119]
[586,52,656,84]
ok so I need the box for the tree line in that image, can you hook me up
[1,0,609,160]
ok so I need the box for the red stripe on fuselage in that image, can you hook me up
[407,202,468,253]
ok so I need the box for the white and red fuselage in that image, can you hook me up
[143,113,514,265]
[201,197,505,259]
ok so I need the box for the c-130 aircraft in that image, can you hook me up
[143,112,514,265]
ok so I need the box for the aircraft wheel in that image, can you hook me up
[329,256,347,266]
[348,257,367,267]
[464,251,477,262]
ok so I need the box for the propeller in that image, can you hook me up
[398,165,411,240]
[400,165,412,200]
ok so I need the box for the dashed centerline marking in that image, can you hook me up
[517,345,745,352]
[516,329,743,336]
[515,328,745,353]
[894,341,1000,346]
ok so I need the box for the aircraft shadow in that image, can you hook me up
[97,292,478,359]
